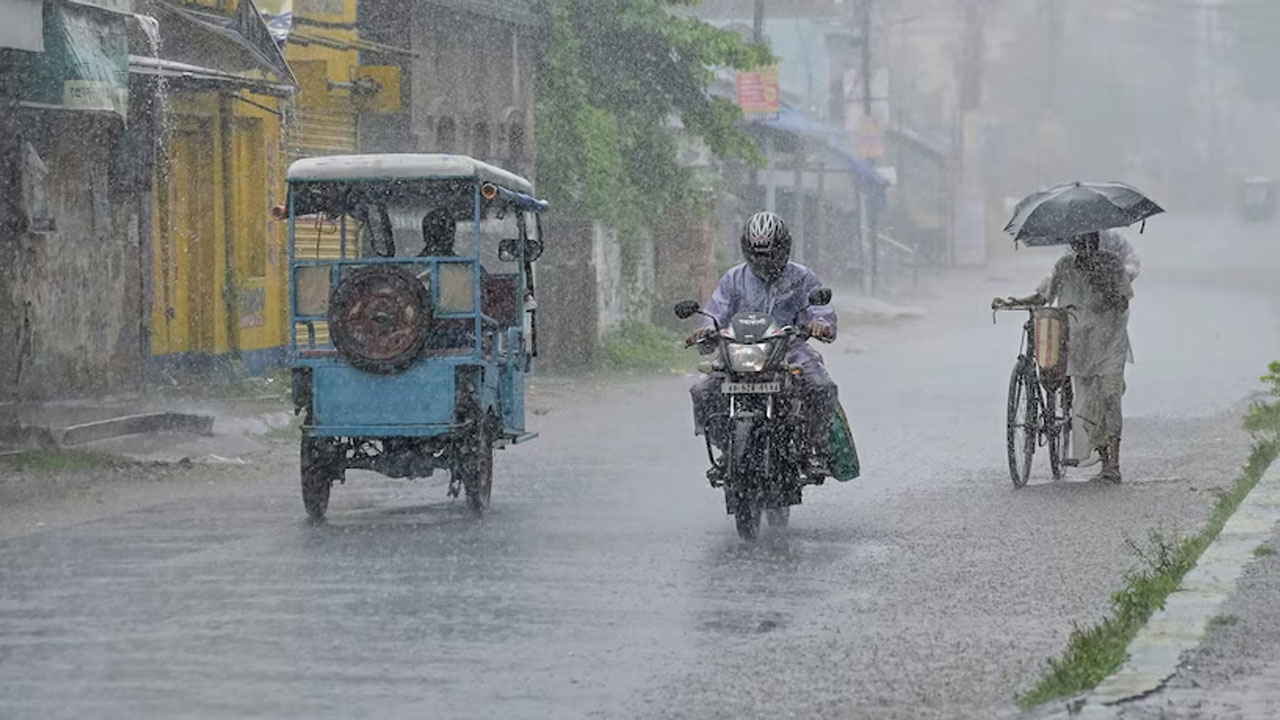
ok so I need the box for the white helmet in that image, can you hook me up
[741,211,791,280]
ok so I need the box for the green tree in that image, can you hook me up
[535,0,771,230]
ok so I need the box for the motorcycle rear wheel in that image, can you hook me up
[735,503,762,540]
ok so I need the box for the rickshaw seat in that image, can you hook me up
[482,274,520,327]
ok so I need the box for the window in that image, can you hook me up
[436,116,456,151]
[473,122,490,159]
[508,124,525,169]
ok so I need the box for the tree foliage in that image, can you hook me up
[535,0,771,228]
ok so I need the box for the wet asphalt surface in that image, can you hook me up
[1,216,1278,719]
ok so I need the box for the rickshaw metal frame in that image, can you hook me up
[286,156,547,445]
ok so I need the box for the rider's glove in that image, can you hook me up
[688,326,717,344]
[806,321,835,340]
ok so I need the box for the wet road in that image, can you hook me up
[2,217,1279,719]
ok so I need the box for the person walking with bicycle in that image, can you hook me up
[994,232,1134,482]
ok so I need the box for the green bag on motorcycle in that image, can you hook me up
[829,402,860,482]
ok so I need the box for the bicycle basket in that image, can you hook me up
[1031,308,1069,376]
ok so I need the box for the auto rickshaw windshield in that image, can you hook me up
[289,179,523,261]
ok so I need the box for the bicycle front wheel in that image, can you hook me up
[1047,380,1073,480]
[1006,361,1039,488]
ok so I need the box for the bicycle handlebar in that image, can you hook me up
[991,303,1077,325]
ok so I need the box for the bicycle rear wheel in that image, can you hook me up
[1006,361,1039,488]
[1046,383,1065,480]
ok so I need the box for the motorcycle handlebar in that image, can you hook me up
[685,325,831,348]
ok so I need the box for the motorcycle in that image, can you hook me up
[674,288,834,540]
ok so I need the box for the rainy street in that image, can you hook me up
[0,215,1276,720]
[8,1,1280,717]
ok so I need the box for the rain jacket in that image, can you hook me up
[1038,250,1134,453]
[1036,250,1133,378]
[702,262,836,368]
[1098,229,1141,282]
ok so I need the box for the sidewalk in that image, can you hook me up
[1108,469,1280,720]
[1029,454,1280,720]
[0,386,296,465]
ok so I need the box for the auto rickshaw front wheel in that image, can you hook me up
[301,435,342,520]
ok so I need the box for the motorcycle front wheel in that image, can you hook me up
[766,507,790,528]
[735,503,762,540]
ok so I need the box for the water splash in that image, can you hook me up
[131,13,174,176]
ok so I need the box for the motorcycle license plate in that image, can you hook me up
[722,381,781,394]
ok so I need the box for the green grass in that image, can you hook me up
[1018,439,1280,709]
[601,319,695,374]
[0,449,123,472]
[1207,614,1239,629]
[1019,363,1280,709]
[1254,545,1274,558]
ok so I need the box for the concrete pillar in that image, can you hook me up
[793,142,806,264]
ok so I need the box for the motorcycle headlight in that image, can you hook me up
[727,343,768,372]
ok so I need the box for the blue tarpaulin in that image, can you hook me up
[756,102,888,195]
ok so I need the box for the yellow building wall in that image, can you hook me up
[150,0,359,367]
[285,0,361,159]
[151,89,289,361]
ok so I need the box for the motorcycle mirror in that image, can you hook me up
[808,287,833,307]
[499,238,546,263]
[526,237,544,262]
[673,300,701,319]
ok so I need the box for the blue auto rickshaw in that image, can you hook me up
[285,154,548,519]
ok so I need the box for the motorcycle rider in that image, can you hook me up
[689,211,839,479]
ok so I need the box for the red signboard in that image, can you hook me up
[737,66,780,115]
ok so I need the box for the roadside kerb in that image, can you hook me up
[1040,454,1280,719]
[0,412,214,453]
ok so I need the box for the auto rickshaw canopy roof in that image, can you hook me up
[287,154,535,197]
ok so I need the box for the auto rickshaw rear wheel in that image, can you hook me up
[301,435,342,520]
[328,265,433,374]
[454,416,494,515]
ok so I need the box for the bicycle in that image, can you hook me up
[994,305,1074,488]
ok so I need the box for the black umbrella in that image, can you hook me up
[1004,181,1164,246]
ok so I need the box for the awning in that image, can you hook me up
[127,0,297,90]
[128,54,295,96]
[826,143,890,195]
[887,126,949,162]
[755,103,889,194]
[286,29,418,58]
[18,1,130,119]
[758,102,840,139]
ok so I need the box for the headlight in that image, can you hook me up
[727,344,768,372]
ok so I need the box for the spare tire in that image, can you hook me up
[328,265,433,374]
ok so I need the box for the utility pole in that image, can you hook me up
[954,0,988,267]
[858,0,873,117]
[1039,0,1062,185]
[1203,0,1223,207]
[1045,0,1061,116]
[751,0,774,215]
[853,0,879,294]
